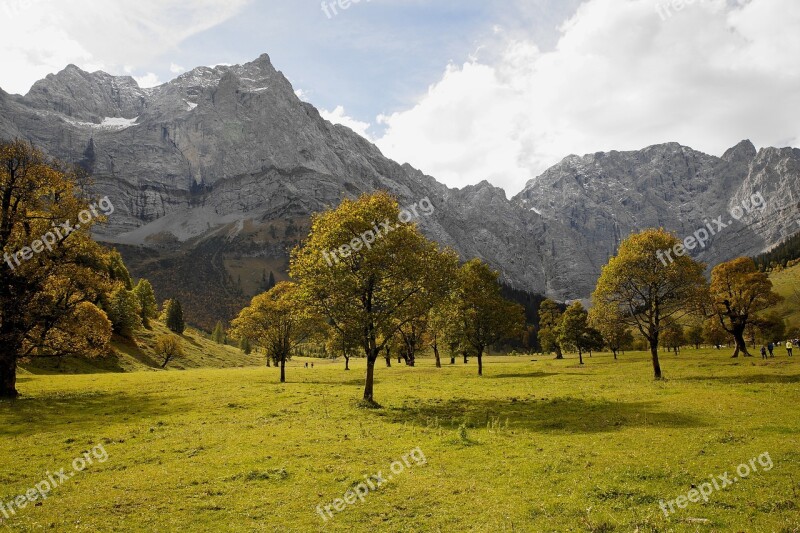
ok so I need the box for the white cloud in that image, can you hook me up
[134,73,162,88]
[0,0,251,95]
[321,105,373,140]
[375,0,800,195]
[169,63,186,74]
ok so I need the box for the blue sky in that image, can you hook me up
[2,0,799,195]
[143,0,583,134]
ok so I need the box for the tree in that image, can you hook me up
[397,315,428,367]
[106,287,142,339]
[290,192,458,403]
[238,336,252,355]
[267,271,276,290]
[212,321,226,344]
[558,302,591,364]
[538,299,564,358]
[132,279,158,328]
[687,325,704,349]
[327,325,359,371]
[583,327,605,358]
[592,229,707,379]
[230,282,321,383]
[166,299,185,334]
[589,304,633,359]
[0,141,118,397]
[702,317,730,349]
[450,260,526,376]
[709,257,781,358]
[154,334,183,368]
[660,320,685,354]
[754,312,786,345]
[427,303,451,368]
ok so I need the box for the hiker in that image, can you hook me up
[788,341,794,357]
[768,342,775,357]
[761,345,768,359]
[305,362,308,368]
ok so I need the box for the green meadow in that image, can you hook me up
[3,349,799,532]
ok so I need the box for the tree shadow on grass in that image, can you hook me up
[0,391,169,438]
[679,374,800,384]
[486,372,562,379]
[382,397,706,433]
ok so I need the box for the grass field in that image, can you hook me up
[2,349,800,532]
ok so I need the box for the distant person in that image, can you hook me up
[305,362,308,368]
[311,362,314,368]
[761,345,768,359]
[788,341,794,357]
[768,342,775,357]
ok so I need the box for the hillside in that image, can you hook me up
[767,263,800,329]
[18,322,262,375]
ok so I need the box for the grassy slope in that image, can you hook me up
[2,350,799,532]
[19,322,262,375]
[767,263,800,327]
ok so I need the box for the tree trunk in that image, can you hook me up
[385,356,391,367]
[433,343,441,368]
[345,355,350,370]
[363,355,377,403]
[554,346,563,359]
[731,326,751,358]
[280,357,286,383]
[579,349,584,365]
[612,348,618,360]
[477,350,483,376]
[0,351,18,399]
[650,341,662,379]
[450,356,455,365]
[463,352,468,364]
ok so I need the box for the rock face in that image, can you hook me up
[1,53,798,326]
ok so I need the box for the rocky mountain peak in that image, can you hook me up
[722,139,758,163]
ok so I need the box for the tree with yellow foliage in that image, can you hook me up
[592,229,707,379]
[709,257,782,358]
[0,141,114,398]
[230,282,322,383]
[290,192,458,404]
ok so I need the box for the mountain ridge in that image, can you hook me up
[1,53,798,328]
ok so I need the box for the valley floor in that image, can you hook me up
[2,350,799,532]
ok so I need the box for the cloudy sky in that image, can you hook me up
[1,0,799,195]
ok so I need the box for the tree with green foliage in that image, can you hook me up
[238,336,252,355]
[588,303,633,359]
[592,229,707,379]
[687,325,704,349]
[450,259,526,376]
[702,317,730,348]
[154,334,183,368]
[538,299,564,358]
[166,299,186,334]
[709,257,782,357]
[107,249,133,290]
[558,301,591,364]
[290,192,458,403]
[106,287,142,339]
[132,279,158,328]
[212,321,226,344]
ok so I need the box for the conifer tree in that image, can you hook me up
[166,299,185,334]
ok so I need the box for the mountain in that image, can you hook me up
[1,54,798,328]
